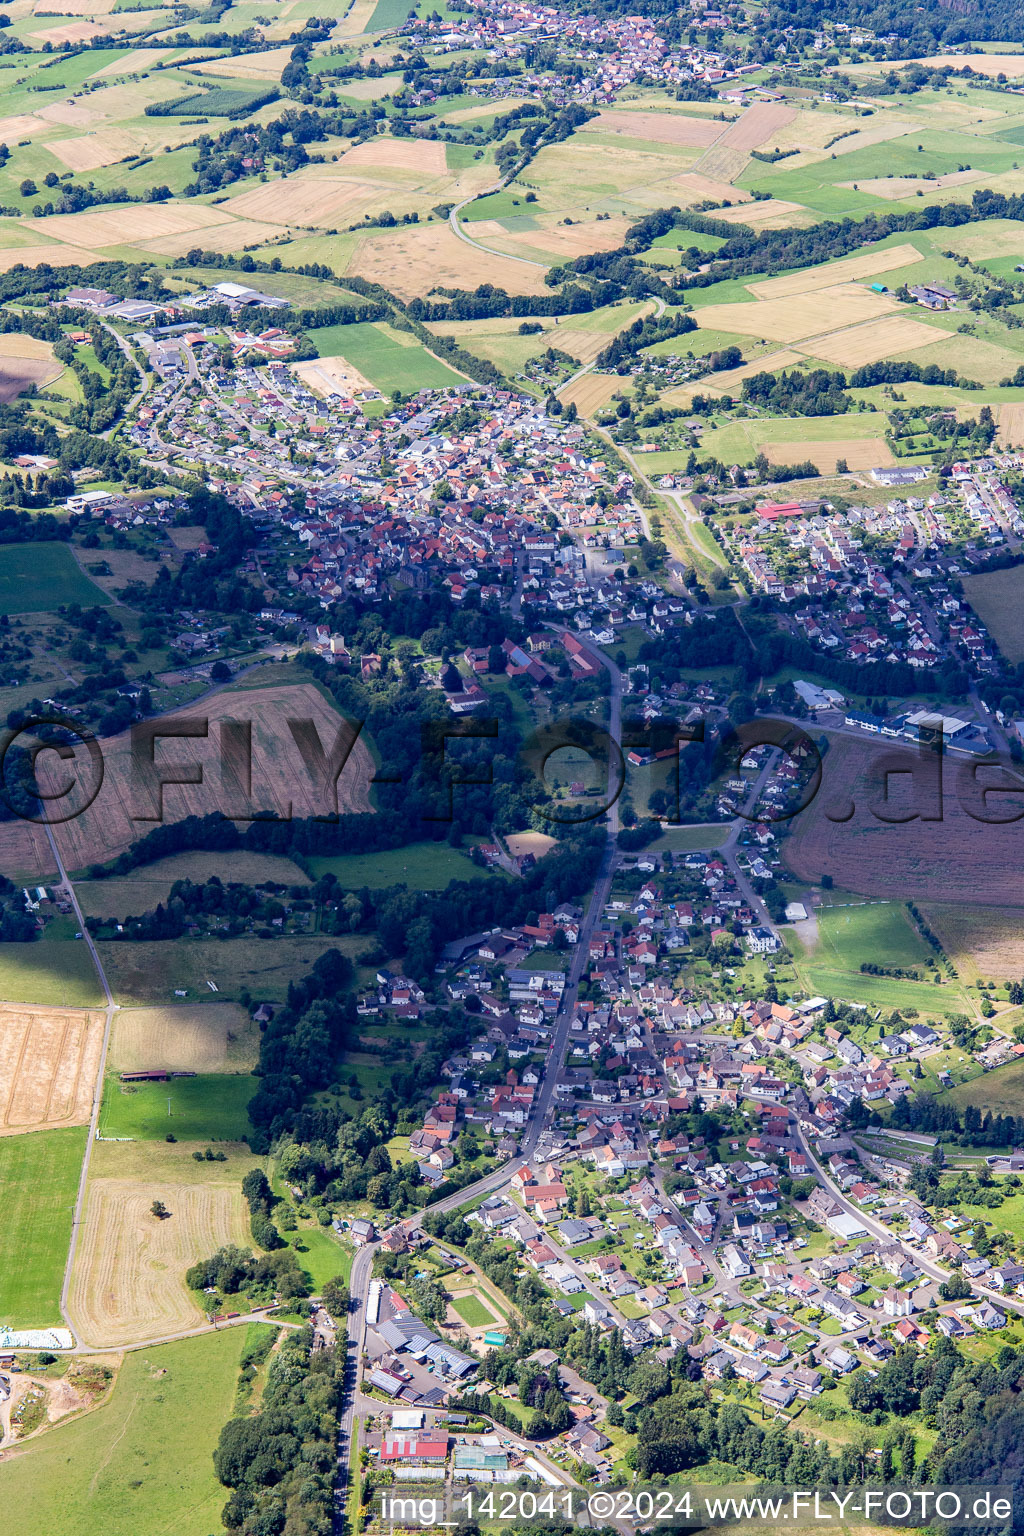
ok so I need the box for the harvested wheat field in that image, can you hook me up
[337,0,384,35]
[349,223,550,299]
[444,97,532,124]
[0,332,63,401]
[90,46,170,77]
[689,145,750,183]
[992,402,1024,447]
[32,0,118,12]
[558,371,622,416]
[799,315,943,368]
[46,130,143,174]
[37,200,240,249]
[591,109,724,147]
[840,170,982,200]
[765,437,894,472]
[918,52,1024,77]
[469,217,629,262]
[338,136,448,177]
[783,732,1024,905]
[139,217,285,257]
[293,354,375,397]
[45,681,374,872]
[68,1175,250,1345]
[190,44,294,78]
[0,242,98,272]
[227,175,376,227]
[545,328,624,364]
[748,244,923,300]
[917,905,1024,984]
[34,101,97,128]
[717,101,797,151]
[0,1004,105,1135]
[0,113,47,143]
[29,20,111,42]
[697,283,892,344]
[109,1004,256,1074]
[670,172,752,205]
[716,199,807,225]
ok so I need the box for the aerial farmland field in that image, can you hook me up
[0,1127,86,1326]
[0,1330,266,1536]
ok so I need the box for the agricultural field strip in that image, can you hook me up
[0,1005,106,1134]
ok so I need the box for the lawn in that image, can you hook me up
[645,823,730,854]
[0,1127,85,1327]
[0,1328,266,1536]
[310,320,465,393]
[307,839,488,890]
[97,1072,256,1141]
[0,542,109,615]
[451,1292,496,1327]
[286,1224,352,1289]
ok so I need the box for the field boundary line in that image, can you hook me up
[47,820,118,1350]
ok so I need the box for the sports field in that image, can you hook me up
[0,1329,266,1536]
[97,1071,256,1141]
[450,1291,500,1327]
[0,1127,86,1326]
[0,542,108,614]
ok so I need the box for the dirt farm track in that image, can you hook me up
[0,1004,105,1135]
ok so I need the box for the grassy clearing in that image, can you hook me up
[99,932,368,1005]
[0,1329,263,1536]
[945,1059,1024,1117]
[97,1072,256,1141]
[77,850,310,920]
[0,1127,86,1327]
[307,839,488,889]
[0,937,103,1008]
[643,823,730,854]
[0,542,109,614]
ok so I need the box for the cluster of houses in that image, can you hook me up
[406,0,757,100]
[723,477,1021,681]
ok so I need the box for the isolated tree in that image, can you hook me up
[151,1199,169,1220]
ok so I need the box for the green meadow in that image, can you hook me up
[0,1128,86,1327]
